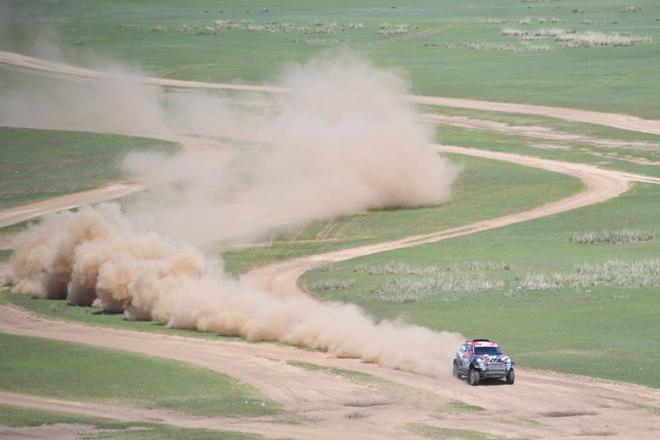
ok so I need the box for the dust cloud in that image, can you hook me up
[5,44,464,375]
[123,53,460,244]
[10,204,463,376]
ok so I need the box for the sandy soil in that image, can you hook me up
[2,49,660,136]
[1,305,658,440]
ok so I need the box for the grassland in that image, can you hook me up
[302,183,660,387]
[429,109,660,177]
[0,127,176,208]
[5,0,660,118]
[0,404,262,439]
[0,332,279,417]
[223,153,582,274]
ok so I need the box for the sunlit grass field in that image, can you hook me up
[0,127,176,207]
[4,0,660,118]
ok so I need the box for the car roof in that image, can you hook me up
[465,339,499,347]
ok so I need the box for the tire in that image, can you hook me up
[469,369,480,386]
[506,369,515,385]
[452,362,460,379]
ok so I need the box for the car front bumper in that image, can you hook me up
[476,364,511,379]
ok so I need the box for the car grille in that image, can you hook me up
[487,362,506,374]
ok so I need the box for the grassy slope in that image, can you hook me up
[0,404,261,439]
[223,153,582,274]
[0,127,176,208]
[6,0,660,118]
[0,332,279,417]
[302,183,660,387]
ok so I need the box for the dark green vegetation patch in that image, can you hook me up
[0,127,176,208]
[0,332,279,417]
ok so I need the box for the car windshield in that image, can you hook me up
[474,346,501,356]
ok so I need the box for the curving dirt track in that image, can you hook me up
[0,182,142,230]
[245,144,660,296]
[3,49,660,136]
[1,50,660,438]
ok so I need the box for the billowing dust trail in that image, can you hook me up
[1,305,659,440]
[2,49,660,135]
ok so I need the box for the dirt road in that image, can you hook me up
[1,305,658,439]
[3,49,660,136]
[0,182,142,230]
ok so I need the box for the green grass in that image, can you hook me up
[223,153,582,274]
[445,400,485,414]
[303,184,660,387]
[0,127,177,208]
[5,0,660,118]
[0,332,279,417]
[0,404,262,439]
[0,404,105,428]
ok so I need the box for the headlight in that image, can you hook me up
[506,359,512,369]
[477,358,485,369]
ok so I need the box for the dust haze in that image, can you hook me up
[10,204,462,376]
[124,54,460,244]
[4,38,464,375]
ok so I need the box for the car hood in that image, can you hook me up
[478,354,511,363]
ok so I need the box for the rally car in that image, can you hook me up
[452,339,515,386]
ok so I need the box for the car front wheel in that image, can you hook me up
[506,369,515,385]
[468,369,480,386]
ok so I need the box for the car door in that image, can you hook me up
[462,344,473,370]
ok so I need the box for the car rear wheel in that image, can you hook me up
[468,369,480,386]
[452,362,460,379]
[506,369,515,385]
